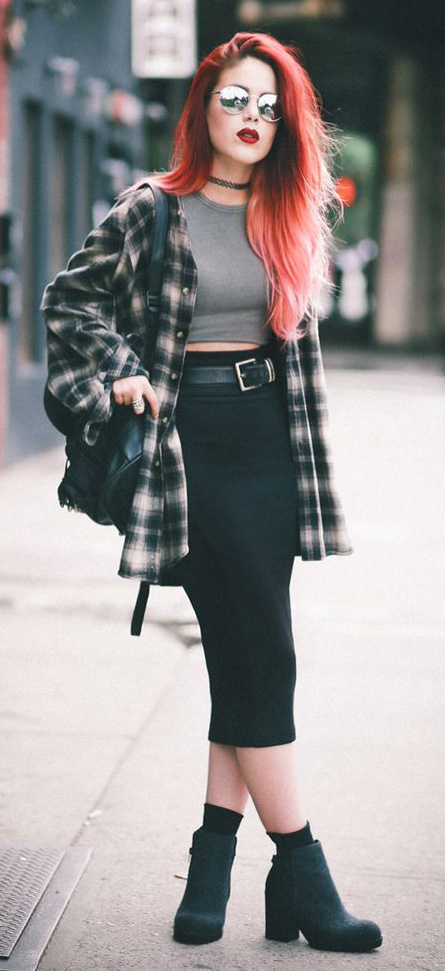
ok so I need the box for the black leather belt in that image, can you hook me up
[181,356,277,392]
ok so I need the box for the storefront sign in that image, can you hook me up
[131,0,197,78]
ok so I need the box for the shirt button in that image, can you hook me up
[162,416,168,424]
[182,286,190,295]
[176,330,184,338]
[171,372,178,380]
[155,460,160,467]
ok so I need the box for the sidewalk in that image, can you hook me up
[1,362,444,970]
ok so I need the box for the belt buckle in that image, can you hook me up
[234,356,276,392]
[234,357,258,392]
[264,357,276,383]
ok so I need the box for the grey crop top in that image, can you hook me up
[180,192,272,344]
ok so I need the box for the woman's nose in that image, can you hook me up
[242,95,259,122]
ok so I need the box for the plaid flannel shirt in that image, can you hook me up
[41,182,353,583]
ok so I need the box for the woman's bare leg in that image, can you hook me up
[206,742,250,814]
[205,740,307,832]
[235,742,307,832]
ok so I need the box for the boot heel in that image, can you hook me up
[265,906,300,942]
[265,864,299,942]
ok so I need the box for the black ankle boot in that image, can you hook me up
[265,840,382,952]
[173,827,237,945]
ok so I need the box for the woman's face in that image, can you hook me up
[206,56,279,173]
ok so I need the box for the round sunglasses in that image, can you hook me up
[208,84,281,123]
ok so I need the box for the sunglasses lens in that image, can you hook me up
[258,94,280,121]
[215,86,281,121]
[219,85,249,114]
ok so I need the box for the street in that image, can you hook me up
[1,357,444,971]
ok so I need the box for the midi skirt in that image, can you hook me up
[166,343,299,747]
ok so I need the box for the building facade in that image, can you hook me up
[1,0,155,463]
[1,0,444,465]
[234,0,445,352]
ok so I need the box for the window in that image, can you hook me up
[50,115,74,280]
[77,129,95,244]
[20,101,42,364]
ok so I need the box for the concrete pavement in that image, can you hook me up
[1,358,444,970]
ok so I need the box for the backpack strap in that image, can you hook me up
[142,182,169,369]
[131,581,151,636]
[146,183,169,322]
[132,182,169,636]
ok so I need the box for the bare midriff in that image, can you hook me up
[186,341,262,352]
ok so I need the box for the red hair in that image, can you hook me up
[151,32,341,340]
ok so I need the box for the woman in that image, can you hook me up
[42,32,382,952]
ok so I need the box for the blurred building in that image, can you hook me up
[0,0,174,463]
[0,0,444,465]
[233,0,445,352]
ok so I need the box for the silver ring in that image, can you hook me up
[131,397,144,409]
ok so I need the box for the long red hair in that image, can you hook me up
[151,32,341,340]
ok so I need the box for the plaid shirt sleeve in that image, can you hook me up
[41,194,151,444]
[295,318,353,555]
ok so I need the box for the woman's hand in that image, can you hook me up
[112,375,159,419]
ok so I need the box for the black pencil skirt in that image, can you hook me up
[169,344,299,747]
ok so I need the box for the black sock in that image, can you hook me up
[202,802,244,836]
[267,820,315,852]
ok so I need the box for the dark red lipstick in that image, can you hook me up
[237,128,259,144]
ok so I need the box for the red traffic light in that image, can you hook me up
[335,175,358,206]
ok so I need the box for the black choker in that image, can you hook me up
[209,175,250,190]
